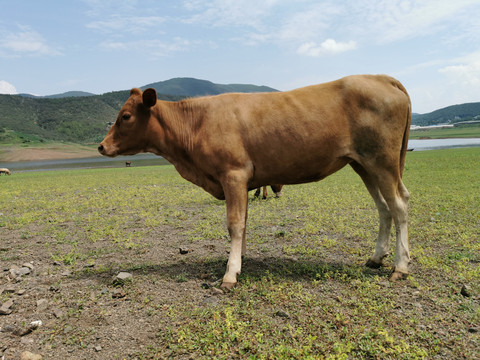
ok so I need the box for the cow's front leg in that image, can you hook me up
[221,171,249,290]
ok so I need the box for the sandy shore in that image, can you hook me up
[0,144,100,162]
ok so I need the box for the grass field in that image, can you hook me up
[409,124,480,139]
[0,148,479,359]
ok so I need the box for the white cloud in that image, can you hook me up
[0,80,17,94]
[276,3,341,43]
[82,1,479,60]
[0,26,61,57]
[297,39,357,57]
[183,0,279,29]
[185,1,480,51]
[408,51,480,111]
[440,64,480,85]
[99,37,192,57]
[347,0,480,44]
[99,41,128,51]
[439,51,480,86]
[182,1,342,48]
[84,0,139,17]
[87,16,166,34]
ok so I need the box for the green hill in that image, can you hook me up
[45,91,96,99]
[18,91,96,99]
[0,90,181,144]
[0,91,121,144]
[141,77,278,97]
[412,102,480,126]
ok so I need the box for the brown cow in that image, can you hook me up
[98,74,411,289]
[254,184,283,199]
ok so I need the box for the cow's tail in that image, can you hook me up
[395,80,411,178]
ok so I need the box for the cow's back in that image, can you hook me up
[192,75,410,187]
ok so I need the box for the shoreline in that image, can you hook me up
[0,143,100,163]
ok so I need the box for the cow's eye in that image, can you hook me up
[122,113,131,121]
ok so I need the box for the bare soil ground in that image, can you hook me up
[0,144,99,162]
[1,222,229,359]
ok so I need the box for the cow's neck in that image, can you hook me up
[153,100,223,197]
[157,99,205,154]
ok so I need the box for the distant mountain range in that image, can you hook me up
[0,77,479,145]
[412,102,480,126]
[0,78,278,144]
[17,78,277,99]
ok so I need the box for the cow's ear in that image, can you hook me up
[142,88,157,108]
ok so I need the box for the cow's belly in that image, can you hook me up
[250,145,351,186]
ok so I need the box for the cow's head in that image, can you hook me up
[98,88,157,157]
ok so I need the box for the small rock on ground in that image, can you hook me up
[112,289,127,298]
[0,299,14,315]
[20,351,43,360]
[116,272,133,281]
[9,266,31,278]
[22,262,35,270]
[36,299,49,312]
[201,296,219,306]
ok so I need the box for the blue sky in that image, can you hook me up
[1,0,480,113]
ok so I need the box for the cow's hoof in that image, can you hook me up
[389,271,408,281]
[365,259,382,269]
[220,282,236,291]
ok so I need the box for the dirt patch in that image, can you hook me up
[0,223,230,359]
[0,144,99,162]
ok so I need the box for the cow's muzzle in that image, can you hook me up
[97,144,106,155]
[98,143,119,157]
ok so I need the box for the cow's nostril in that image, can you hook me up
[98,144,104,153]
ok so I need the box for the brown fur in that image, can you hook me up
[98,74,412,287]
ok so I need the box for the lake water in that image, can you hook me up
[2,138,480,172]
[408,138,480,151]
[3,153,170,172]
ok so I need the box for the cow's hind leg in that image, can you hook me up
[375,170,410,280]
[271,184,283,198]
[351,163,392,269]
[389,179,410,280]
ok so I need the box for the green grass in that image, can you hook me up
[0,128,46,144]
[1,148,479,359]
[409,124,480,139]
